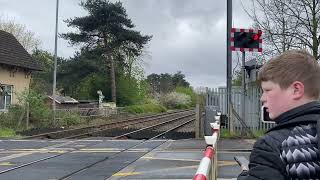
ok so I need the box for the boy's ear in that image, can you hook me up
[291,81,305,100]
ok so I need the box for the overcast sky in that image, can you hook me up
[0,0,254,88]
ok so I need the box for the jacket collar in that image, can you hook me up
[267,101,320,132]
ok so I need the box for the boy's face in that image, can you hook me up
[260,81,293,120]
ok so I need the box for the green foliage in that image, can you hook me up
[160,92,192,109]
[31,49,65,94]
[0,105,25,129]
[125,103,167,114]
[172,71,190,87]
[61,0,152,104]
[141,98,160,105]
[17,89,52,126]
[116,75,147,106]
[220,129,265,139]
[57,112,82,127]
[58,49,107,97]
[175,86,197,107]
[251,130,265,138]
[0,128,16,137]
[74,73,107,100]
[220,129,241,138]
[15,89,83,128]
[62,0,152,53]
[147,71,190,95]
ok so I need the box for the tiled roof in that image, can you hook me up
[0,30,42,70]
[48,95,79,104]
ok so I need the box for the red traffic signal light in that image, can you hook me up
[230,28,262,52]
[253,34,260,41]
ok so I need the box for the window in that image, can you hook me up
[0,85,13,111]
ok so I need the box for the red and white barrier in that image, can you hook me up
[193,146,215,180]
[194,113,221,180]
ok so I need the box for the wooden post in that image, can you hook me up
[26,103,29,129]
[195,104,201,139]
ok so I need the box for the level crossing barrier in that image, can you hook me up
[194,112,221,180]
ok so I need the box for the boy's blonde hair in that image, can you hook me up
[258,49,320,99]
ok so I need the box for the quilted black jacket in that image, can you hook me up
[238,101,320,180]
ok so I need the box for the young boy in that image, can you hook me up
[237,49,320,180]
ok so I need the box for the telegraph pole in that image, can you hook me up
[52,0,59,126]
[227,0,233,132]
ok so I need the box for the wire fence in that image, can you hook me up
[55,107,128,120]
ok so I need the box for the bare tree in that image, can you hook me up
[243,0,320,60]
[0,17,41,53]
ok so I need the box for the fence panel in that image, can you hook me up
[55,107,127,120]
[206,86,275,131]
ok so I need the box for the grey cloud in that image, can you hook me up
[0,0,253,88]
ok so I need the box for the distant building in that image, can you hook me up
[47,95,79,109]
[0,30,42,111]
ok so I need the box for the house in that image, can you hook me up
[0,30,42,111]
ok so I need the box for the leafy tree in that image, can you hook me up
[62,0,152,104]
[159,73,173,94]
[74,73,107,100]
[0,17,40,53]
[57,49,107,97]
[146,71,190,94]
[116,75,146,106]
[244,0,320,60]
[172,71,190,87]
[147,73,161,95]
[31,49,67,95]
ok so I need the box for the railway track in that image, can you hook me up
[22,109,194,139]
[113,113,194,139]
[0,111,196,179]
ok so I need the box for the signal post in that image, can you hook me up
[230,28,262,132]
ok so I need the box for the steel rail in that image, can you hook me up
[113,113,194,139]
[22,109,193,139]
[64,112,194,139]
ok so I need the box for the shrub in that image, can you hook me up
[160,92,191,109]
[175,86,197,107]
[57,112,82,127]
[17,89,52,127]
[0,128,16,137]
[0,105,25,129]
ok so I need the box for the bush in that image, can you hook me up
[57,112,82,127]
[117,75,147,106]
[0,128,16,137]
[17,89,53,127]
[175,86,197,107]
[160,92,191,109]
[0,105,25,129]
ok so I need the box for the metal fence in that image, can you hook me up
[55,107,127,120]
[206,86,275,131]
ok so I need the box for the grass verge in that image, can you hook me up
[0,128,16,137]
[220,129,266,139]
